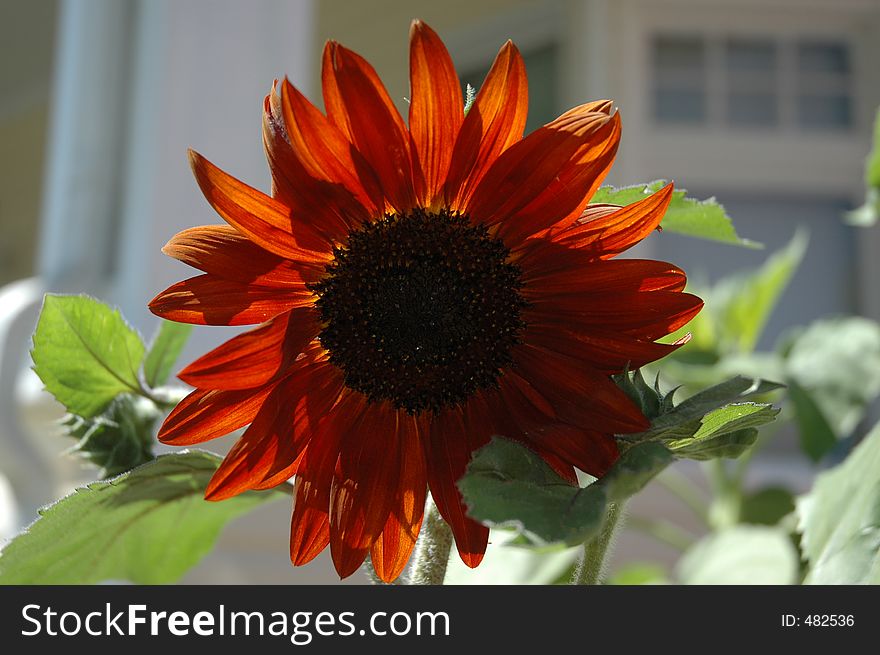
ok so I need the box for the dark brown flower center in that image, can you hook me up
[309,209,526,414]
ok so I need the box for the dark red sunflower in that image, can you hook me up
[149,20,702,582]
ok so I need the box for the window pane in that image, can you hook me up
[728,92,777,126]
[654,36,705,75]
[727,39,776,73]
[652,36,706,124]
[654,88,706,123]
[798,41,850,74]
[798,94,852,129]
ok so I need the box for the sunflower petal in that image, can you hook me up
[189,150,333,263]
[527,325,681,374]
[521,258,688,295]
[262,93,362,241]
[444,41,528,211]
[289,476,331,567]
[157,384,277,445]
[323,42,416,213]
[423,407,490,568]
[409,20,463,207]
[178,309,319,390]
[331,401,401,578]
[204,360,338,500]
[514,344,649,434]
[162,225,316,286]
[471,106,620,246]
[148,274,313,326]
[278,79,384,220]
[291,392,365,569]
[525,290,704,341]
[370,412,427,582]
[551,183,674,259]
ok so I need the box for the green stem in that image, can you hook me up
[656,468,709,524]
[706,459,741,530]
[408,497,453,585]
[626,515,695,551]
[571,501,625,585]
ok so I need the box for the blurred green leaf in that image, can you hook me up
[63,395,159,477]
[677,526,798,584]
[796,421,880,584]
[458,438,672,548]
[592,180,761,248]
[32,294,146,417]
[711,232,807,353]
[783,317,880,439]
[445,530,580,584]
[741,487,796,526]
[143,321,193,388]
[787,379,837,462]
[608,562,669,585]
[846,107,880,226]
[0,451,287,584]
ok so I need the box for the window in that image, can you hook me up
[652,34,854,131]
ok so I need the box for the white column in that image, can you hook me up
[36,0,136,291]
[111,0,316,336]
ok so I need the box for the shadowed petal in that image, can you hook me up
[409,20,463,207]
[549,183,675,259]
[158,383,279,445]
[330,401,401,578]
[525,290,704,341]
[277,79,385,220]
[471,105,620,246]
[443,41,528,211]
[423,407,490,568]
[189,150,334,263]
[521,258,687,295]
[162,225,317,286]
[290,392,366,567]
[204,359,341,500]
[178,308,320,390]
[526,325,682,374]
[370,412,427,582]
[513,344,650,435]
[148,274,314,326]
[323,42,416,213]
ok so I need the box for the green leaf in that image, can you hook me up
[143,320,193,388]
[31,294,146,418]
[608,562,669,585]
[0,451,287,584]
[796,421,880,584]
[601,442,674,501]
[622,375,782,443]
[458,438,672,548]
[846,107,880,226]
[710,231,807,353]
[63,394,159,477]
[592,180,761,248]
[741,487,796,526]
[787,379,837,462]
[666,404,779,460]
[783,316,880,439]
[677,526,798,584]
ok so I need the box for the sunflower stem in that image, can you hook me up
[571,501,625,585]
[408,497,453,585]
